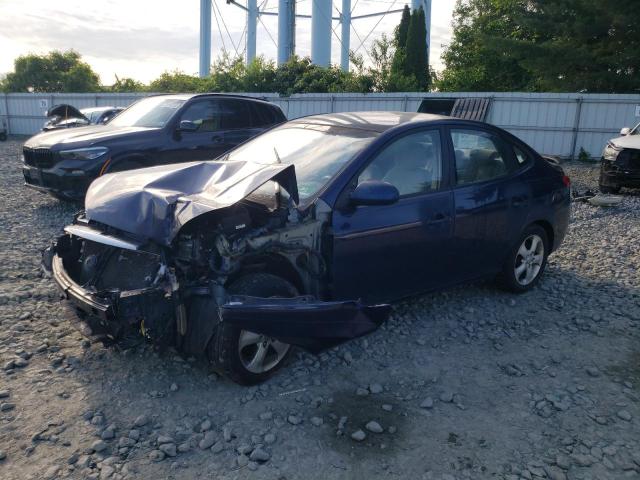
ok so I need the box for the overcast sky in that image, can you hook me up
[0,0,456,84]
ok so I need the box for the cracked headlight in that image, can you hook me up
[602,143,621,162]
[59,147,109,161]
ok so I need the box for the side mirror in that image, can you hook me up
[620,127,631,136]
[178,120,198,132]
[350,180,399,206]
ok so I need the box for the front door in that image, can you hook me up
[169,99,233,163]
[331,128,454,303]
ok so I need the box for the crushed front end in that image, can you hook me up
[46,221,180,345]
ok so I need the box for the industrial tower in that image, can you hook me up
[199,0,431,77]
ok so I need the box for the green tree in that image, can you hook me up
[110,76,146,92]
[405,7,429,90]
[148,70,205,92]
[438,0,640,93]
[1,50,100,92]
[396,5,411,49]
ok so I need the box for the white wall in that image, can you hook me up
[2,91,640,158]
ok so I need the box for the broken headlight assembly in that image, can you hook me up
[59,147,109,161]
[602,143,622,162]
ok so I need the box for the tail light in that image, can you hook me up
[562,175,571,187]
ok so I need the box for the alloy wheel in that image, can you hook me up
[238,330,290,374]
[514,234,545,286]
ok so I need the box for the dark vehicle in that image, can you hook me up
[23,94,286,200]
[44,112,571,384]
[599,123,640,193]
[43,105,125,131]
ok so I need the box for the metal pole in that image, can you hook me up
[312,0,332,66]
[424,0,431,69]
[278,0,291,65]
[247,0,257,65]
[199,0,212,77]
[570,97,584,160]
[340,0,351,71]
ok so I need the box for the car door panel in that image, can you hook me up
[332,191,454,303]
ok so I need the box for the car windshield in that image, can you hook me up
[226,123,379,201]
[109,97,186,128]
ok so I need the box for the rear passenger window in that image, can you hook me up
[251,103,282,127]
[451,129,509,185]
[220,100,252,130]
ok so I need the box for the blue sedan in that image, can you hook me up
[47,112,571,384]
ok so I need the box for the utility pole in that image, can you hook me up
[312,0,332,67]
[340,0,351,71]
[199,0,212,77]
[246,0,258,65]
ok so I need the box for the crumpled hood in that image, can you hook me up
[84,160,299,246]
[610,134,640,150]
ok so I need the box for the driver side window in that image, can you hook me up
[358,130,443,197]
[179,100,222,132]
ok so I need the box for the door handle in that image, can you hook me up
[511,196,527,207]
[428,212,449,223]
[211,135,225,144]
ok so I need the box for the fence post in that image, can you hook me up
[570,97,583,160]
[403,95,408,112]
[3,94,10,135]
[330,95,335,113]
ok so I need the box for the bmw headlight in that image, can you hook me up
[59,147,109,160]
[602,143,621,162]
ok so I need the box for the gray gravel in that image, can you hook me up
[0,139,639,479]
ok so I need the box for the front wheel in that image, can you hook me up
[209,273,298,385]
[500,225,548,293]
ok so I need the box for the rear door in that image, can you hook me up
[331,128,455,303]
[448,127,521,278]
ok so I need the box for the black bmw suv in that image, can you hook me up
[22,94,286,200]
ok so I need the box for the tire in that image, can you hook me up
[500,225,549,293]
[210,273,298,385]
[599,184,621,194]
[0,132,7,142]
[107,158,144,174]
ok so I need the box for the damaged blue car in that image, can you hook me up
[44,112,570,384]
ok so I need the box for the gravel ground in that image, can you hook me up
[0,137,639,480]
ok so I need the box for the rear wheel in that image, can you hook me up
[209,273,298,385]
[500,225,548,293]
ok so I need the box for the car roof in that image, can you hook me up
[80,106,123,113]
[145,93,279,106]
[288,111,452,133]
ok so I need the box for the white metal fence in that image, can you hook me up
[2,91,640,158]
